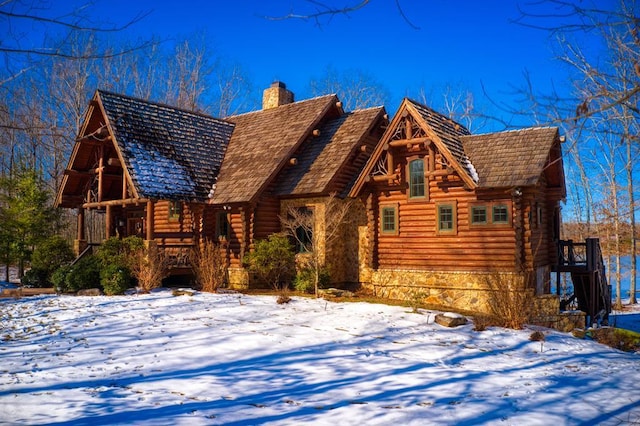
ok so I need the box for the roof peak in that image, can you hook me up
[228,94,338,119]
[96,89,233,125]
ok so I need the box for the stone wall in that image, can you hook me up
[361,267,583,331]
[363,269,524,314]
[228,267,249,289]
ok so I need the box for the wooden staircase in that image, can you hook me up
[553,238,612,327]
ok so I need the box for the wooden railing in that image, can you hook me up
[158,244,194,269]
[555,238,611,326]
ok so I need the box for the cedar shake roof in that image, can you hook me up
[274,106,385,196]
[406,99,476,181]
[461,127,560,188]
[98,90,234,202]
[211,95,338,205]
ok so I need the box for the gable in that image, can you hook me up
[274,106,386,197]
[350,98,477,196]
[56,91,234,207]
[211,95,339,205]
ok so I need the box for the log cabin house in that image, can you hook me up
[55,83,387,286]
[209,82,387,286]
[55,85,609,329]
[350,98,609,329]
[55,90,235,277]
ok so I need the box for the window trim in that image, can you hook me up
[380,204,399,235]
[469,201,512,227]
[470,205,488,226]
[407,158,427,201]
[492,204,510,225]
[436,202,457,235]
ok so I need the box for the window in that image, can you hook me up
[380,206,398,235]
[169,201,182,221]
[471,206,487,225]
[290,207,313,253]
[437,203,456,234]
[492,205,509,224]
[408,159,425,199]
[216,212,229,241]
[470,202,512,227]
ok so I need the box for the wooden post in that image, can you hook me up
[98,144,104,203]
[122,171,128,199]
[405,117,412,139]
[105,205,112,239]
[146,200,154,241]
[77,208,85,241]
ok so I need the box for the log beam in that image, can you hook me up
[83,198,150,209]
[388,137,432,148]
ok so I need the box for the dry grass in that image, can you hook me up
[482,272,533,330]
[131,246,169,293]
[191,240,228,292]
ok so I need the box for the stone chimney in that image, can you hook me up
[262,81,294,110]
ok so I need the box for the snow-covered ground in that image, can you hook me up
[1,291,639,425]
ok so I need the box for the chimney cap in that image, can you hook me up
[271,81,287,89]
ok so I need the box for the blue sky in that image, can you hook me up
[13,1,599,127]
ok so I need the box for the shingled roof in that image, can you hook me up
[274,106,385,197]
[406,99,477,182]
[461,127,559,188]
[98,90,234,202]
[211,95,338,205]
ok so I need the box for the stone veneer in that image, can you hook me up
[361,268,583,331]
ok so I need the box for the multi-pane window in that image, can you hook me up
[169,201,181,221]
[408,159,425,198]
[492,205,509,224]
[470,202,511,227]
[381,206,397,234]
[438,204,455,233]
[471,206,487,225]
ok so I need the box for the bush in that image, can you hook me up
[31,236,74,279]
[101,264,132,295]
[61,256,101,293]
[191,240,228,292]
[21,268,48,288]
[482,272,532,330]
[96,236,144,270]
[294,267,330,294]
[244,233,296,291]
[131,245,169,292]
[51,265,72,292]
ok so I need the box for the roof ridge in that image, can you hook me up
[465,126,558,137]
[227,94,337,119]
[348,105,385,113]
[404,97,470,135]
[97,89,233,126]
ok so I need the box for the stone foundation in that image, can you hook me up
[363,268,584,331]
[364,268,526,314]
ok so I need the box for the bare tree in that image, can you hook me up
[281,193,354,297]
[309,66,389,110]
[516,0,640,305]
[262,0,420,29]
